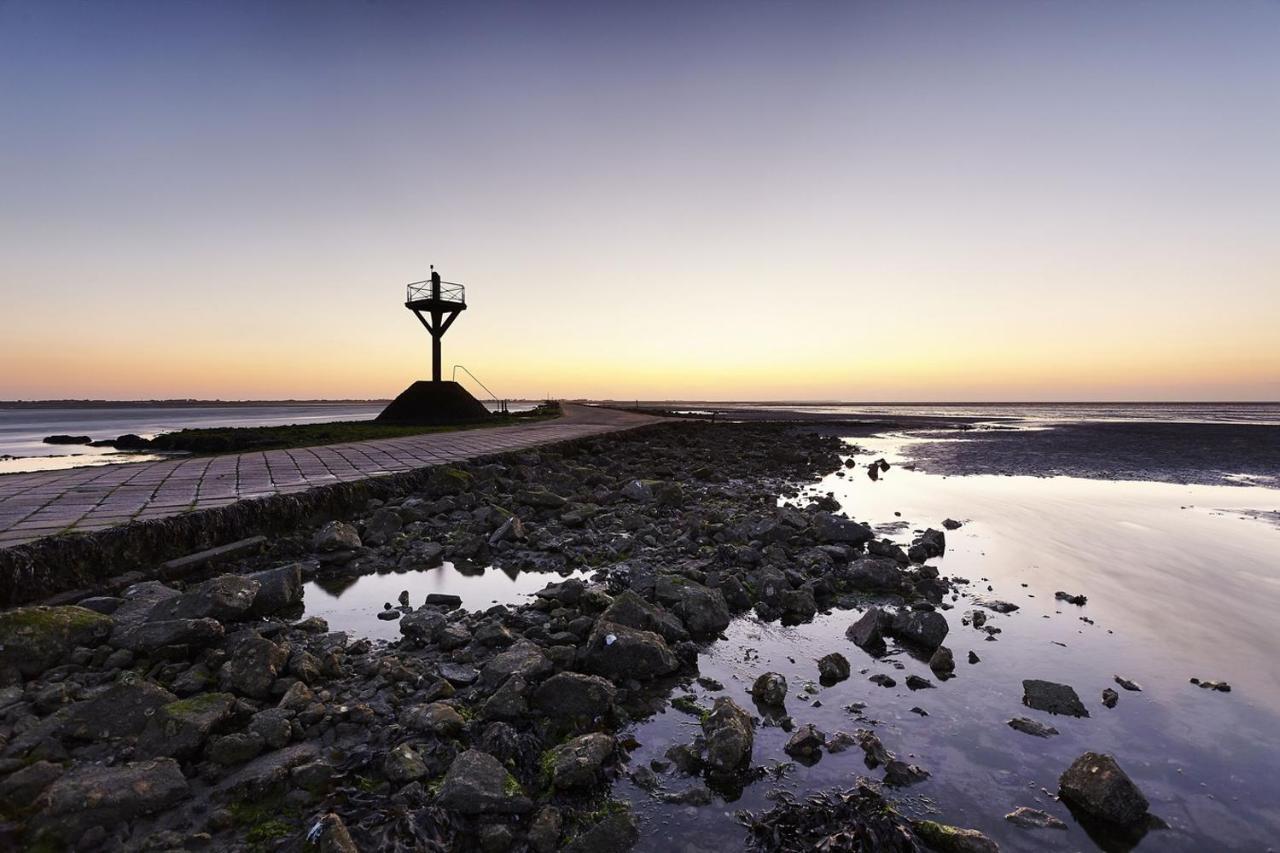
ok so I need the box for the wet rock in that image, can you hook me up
[890,608,949,651]
[532,671,616,721]
[247,564,303,616]
[855,730,892,768]
[942,518,962,530]
[907,528,946,563]
[817,652,850,685]
[561,805,639,853]
[437,749,532,814]
[1055,590,1088,606]
[1007,717,1059,738]
[376,608,400,621]
[403,702,465,737]
[599,590,688,643]
[0,760,63,810]
[701,697,755,776]
[383,742,428,783]
[31,758,188,843]
[911,820,998,852]
[778,587,817,622]
[750,672,788,706]
[248,708,293,749]
[208,731,264,765]
[741,782,920,852]
[1022,679,1089,717]
[1190,677,1231,692]
[425,593,462,609]
[976,598,1019,613]
[482,674,530,721]
[113,617,224,653]
[846,557,905,591]
[1102,688,1119,708]
[656,578,730,638]
[869,673,896,688]
[60,680,177,741]
[528,805,563,853]
[783,723,825,760]
[927,645,955,676]
[883,758,930,787]
[968,650,980,664]
[1059,752,1150,826]
[313,520,361,551]
[363,506,404,545]
[586,621,679,681]
[481,639,553,686]
[1005,806,1068,830]
[137,692,237,759]
[549,732,615,789]
[846,607,891,653]
[1114,675,1142,692]
[905,674,934,691]
[438,662,480,686]
[220,634,288,698]
[147,574,259,622]
[813,513,873,546]
[0,605,113,677]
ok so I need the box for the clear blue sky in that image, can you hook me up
[2,1,1277,400]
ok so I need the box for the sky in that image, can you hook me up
[1,0,1278,402]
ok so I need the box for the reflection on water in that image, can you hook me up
[301,562,590,641]
[623,433,1280,852]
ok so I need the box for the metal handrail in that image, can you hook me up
[452,365,501,404]
[406,281,465,304]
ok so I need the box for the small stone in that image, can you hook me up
[817,653,850,685]
[1102,688,1119,708]
[1114,675,1142,692]
[750,672,788,706]
[1007,717,1059,738]
[1022,679,1089,717]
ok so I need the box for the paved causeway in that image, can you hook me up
[0,405,661,549]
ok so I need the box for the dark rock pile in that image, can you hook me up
[0,422,989,851]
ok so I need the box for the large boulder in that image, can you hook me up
[247,564,303,616]
[137,692,238,759]
[531,672,616,721]
[846,607,892,653]
[400,607,447,643]
[60,680,177,741]
[1059,752,1150,825]
[655,578,730,639]
[1023,680,1089,718]
[586,621,679,681]
[437,750,532,814]
[31,759,188,843]
[313,520,362,551]
[481,639,553,686]
[0,606,113,677]
[112,617,224,653]
[147,575,260,623]
[812,513,873,547]
[701,697,755,776]
[889,609,949,651]
[219,634,288,699]
[598,590,688,643]
[549,733,615,790]
[846,557,906,592]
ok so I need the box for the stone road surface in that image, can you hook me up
[0,404,661,549]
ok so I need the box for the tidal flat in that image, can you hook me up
[0,417,1276,851]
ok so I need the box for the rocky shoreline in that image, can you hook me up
[0,422,1159,851]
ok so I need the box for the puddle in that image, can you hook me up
[302,562,591,641]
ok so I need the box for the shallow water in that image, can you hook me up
[621,433,1280,852]
[301,562,591,641]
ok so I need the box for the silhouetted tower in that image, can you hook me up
[405,266,467,383]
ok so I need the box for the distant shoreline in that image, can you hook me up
[0,399,391,409]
